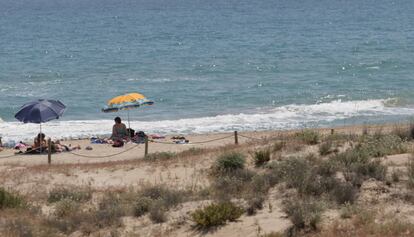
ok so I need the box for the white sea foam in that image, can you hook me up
[0,99,413,142]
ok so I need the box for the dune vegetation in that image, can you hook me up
[1,124,414,236]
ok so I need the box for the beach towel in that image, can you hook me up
[149,134,165,139]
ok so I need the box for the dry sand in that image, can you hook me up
[0,123,413,237]
[0,123,397,166]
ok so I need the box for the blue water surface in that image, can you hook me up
[0,0,413,123]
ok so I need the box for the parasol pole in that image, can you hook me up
[127,110,131,141]
[39,122,42,153]
[127,110,131,130]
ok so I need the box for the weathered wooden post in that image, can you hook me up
[47,138,52,164]
[144,136,149,157]
[331,129,334,135]
[234,131,238,145]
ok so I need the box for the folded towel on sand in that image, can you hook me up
[149,134,165,139]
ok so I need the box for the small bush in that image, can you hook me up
[246,195,265,216]
[133,197,153,217]
[272,141,286,152]
[340,203,358,219]
[296,130,320,145]
[270,157,311,190]
[144,152,176,161]
[392,125,412,141]
[331,182,358,204]
[140,185,185,208]
[191,202,244,229]
[54,199,79,218]
[283,199,323,231]
[149,200,167,223]
[0,188,25,209]
[3,219,34,237]
[391,169,400,182]
[47,187,91,203]
[180,147,205,157]
[333,148,387,181]
[319,141,333,156]
[315,159,337,177]
[95,194,125,228]
[214,152,245,172]
[211,170,255,200]
[252,148,271,167]
[358,134,407,157]
[407,158,414,189]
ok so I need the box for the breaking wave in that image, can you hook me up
[0,99,413,142]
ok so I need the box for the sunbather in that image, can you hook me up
[26,133,47,153]
[111,117,128,141]
[53,140,81,152]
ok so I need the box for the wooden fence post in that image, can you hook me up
[234,131,238,145]
[144,137,149,157]
[331,129,334,135]
[47,138,52,165]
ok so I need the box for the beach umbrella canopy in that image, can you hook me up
[102,93,154,112]
[15,99,66,124]
[102,92,153,128]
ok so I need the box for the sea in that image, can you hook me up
[1,0,414,141]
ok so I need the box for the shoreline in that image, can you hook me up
[0,122,411,166]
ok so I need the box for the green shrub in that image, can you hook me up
[0,188,25,209]
[246,195,265,216]
[391,169,400,182]
[248,173,277,194]
[319,141,333,156]
[315,159,337,177]
[282,199,323,231]
[357,134,407,157]
[272,141,286,152]
[211,170,254,200]
[270,157,311,189]
[214,152,245,172]
[330,182,358,204]
[179,147,205,157]
[133,197,153,217]
[392,125,412,141]
[47,187,92,203]
[3,219,34,237]
[252,148,271,167]
[149,200,167,223]
[296,130,320,145]
[94,194,125,228]
[140,185,185,208]
[268,157,340,196]
[340,203,358,219]
[333,148,387,181]
[191,202,244,228]
[144,152,176,161]
[54,199,79,218]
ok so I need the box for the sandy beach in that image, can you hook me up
[1,123,414,237]
[0,123,397,166]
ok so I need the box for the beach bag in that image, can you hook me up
[127,128,135,138]
[137,131,146,138]
[112,140,124,147]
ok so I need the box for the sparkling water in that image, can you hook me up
[1,0,414,140]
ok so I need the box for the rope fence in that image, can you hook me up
[0,131,278,164]
[68,143,141,159]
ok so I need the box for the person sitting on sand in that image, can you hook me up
[111,117,128,141]
[33,133,47,152]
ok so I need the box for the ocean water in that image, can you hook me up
[1,0,414,141]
